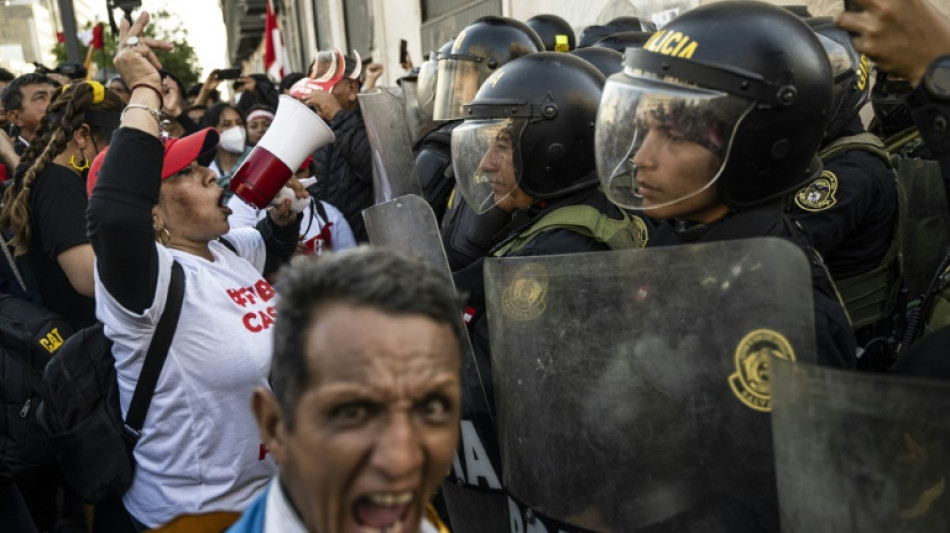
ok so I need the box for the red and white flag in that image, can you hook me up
[77,23,104,49]
[264,0,286,80]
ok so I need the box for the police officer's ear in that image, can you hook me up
[251,386,288,465]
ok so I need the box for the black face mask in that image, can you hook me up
[871,75,914,136]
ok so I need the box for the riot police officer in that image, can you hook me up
[419,17,543,269]
[596,1,856,368]
[526,13,576,52]
[446,51,645,533]
[786,19,900,369]
[870,72,933,159]
[577,16,655,48]
[454,50,646,412]
[570,46,624,78]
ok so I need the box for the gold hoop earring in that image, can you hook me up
[69,154,90,172]
[157,227,172,246]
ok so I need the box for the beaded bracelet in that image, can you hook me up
[130,83,164,102]
[121,104,163,124]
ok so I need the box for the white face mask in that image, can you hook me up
[218,126,247,154]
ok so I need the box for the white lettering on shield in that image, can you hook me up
[452,420,502,489]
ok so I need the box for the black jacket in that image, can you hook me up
[788,120,899,281]
[308,107,373,241]
[649,203,858,369]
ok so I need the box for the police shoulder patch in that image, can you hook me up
[728,329,796,412]
[633,215,649,248]
[794,170,839,212]
[502,263,549,321]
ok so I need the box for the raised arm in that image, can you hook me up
[87,11,173,313]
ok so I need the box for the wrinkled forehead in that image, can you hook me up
[305,306,461,383]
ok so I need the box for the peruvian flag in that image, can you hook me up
[264,0,286,80]
[77,23,104,49]
[91,23,104,49]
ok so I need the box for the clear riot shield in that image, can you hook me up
[896,158,950,296]
[772,358,950,532]
[358,88,423,204]
[485,237,817,532]
[401,76,439,146]
[363,194,508,533]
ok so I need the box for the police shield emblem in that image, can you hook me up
[485,237,817,531]
[772,358,950,531]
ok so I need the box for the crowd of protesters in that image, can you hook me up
[1,0,950,531]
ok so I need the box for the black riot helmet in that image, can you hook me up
[452,53,605,212]
[596,1,833,211]
[591,31,653,53]
[578,17,655,48]
[871,72,915,136]
[433,16,543,121]
[607,16,657,32]
[570,47,624,78]
[526,13,576,52]
[807,17,871,141]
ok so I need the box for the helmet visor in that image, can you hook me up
[596,73,754,211]
[452,118,529,214]
[434,58,483,121]
[814,34,853,82]
[417,55,439,120]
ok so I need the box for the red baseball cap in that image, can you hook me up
[161,127,219,179]
[87,128,220,198]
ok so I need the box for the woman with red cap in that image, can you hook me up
[86,12,300,529]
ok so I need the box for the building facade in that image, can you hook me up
[220,0,865,87]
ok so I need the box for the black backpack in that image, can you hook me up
[0,293,73,474]
[38,262,185,503]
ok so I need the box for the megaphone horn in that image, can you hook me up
[230,94,335,208]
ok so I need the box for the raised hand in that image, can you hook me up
[114,11,174,91]
[836,0,950,85]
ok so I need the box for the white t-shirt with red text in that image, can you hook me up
[227,194,357,255]
[95,228,278,527]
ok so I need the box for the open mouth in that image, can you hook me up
[217,191,232,215]
[352,491,413,533]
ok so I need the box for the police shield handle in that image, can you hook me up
[230,95,335,208]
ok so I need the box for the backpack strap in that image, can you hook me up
[882,126,923,155]
[217,237,238,255]
[313,199,333,249]
[493,205,648,257]
[818,132,893,169]
[122,260,186,445]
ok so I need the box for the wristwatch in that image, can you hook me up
[922,55,950,100]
